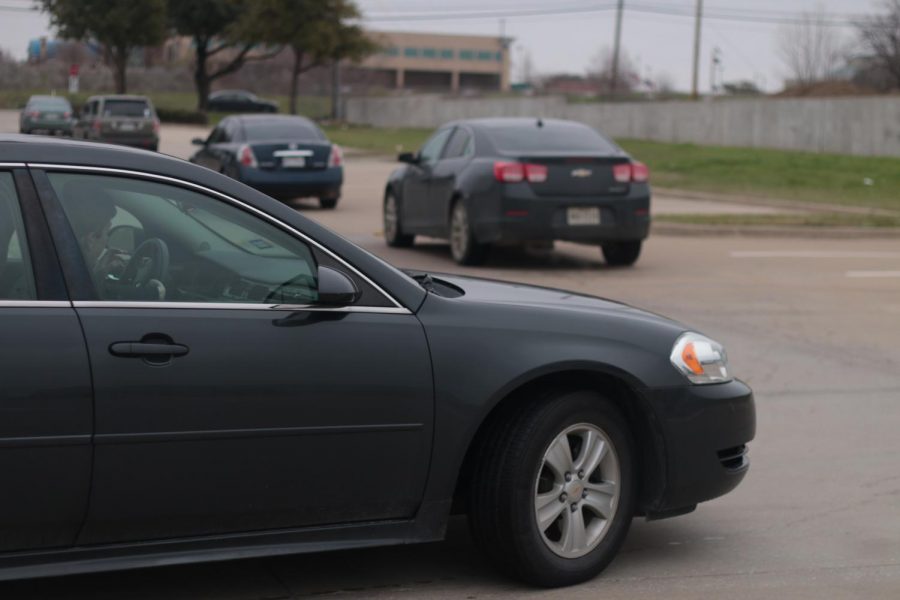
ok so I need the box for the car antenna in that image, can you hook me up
[536,117,543,128]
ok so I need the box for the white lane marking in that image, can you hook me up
[731,251,900,259]
[846,271,900,278]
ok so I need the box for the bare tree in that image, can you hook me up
[587,46,638,94]
[856,0,900,89]
[777,5,845,86]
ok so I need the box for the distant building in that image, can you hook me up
[357,31,511,92]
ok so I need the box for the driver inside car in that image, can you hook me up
[64,179,166,301]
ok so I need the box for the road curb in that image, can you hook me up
[654,187,900,217]
[652,222,900,239]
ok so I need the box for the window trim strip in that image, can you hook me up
[72,301,410,314]
[0,300,71,308]
[27,163,411,313]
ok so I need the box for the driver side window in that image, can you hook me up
[48,173,318,304]
[418,128,453,165]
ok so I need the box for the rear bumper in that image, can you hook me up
[472,182,651,244]
[239,166,343,201]
[644,379,756,516]
[22,120,72,134]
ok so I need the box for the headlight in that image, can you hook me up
[670,332,732,384]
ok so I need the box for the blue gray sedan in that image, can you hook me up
[190,114,343,209]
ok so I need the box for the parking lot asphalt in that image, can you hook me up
[1,115,899,598]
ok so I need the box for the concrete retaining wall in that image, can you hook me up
[344,95,900,157]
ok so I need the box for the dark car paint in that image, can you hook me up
[387,119,650,244]
[207,91,278,113]
[0,135,754,580]
[190,116,342,200]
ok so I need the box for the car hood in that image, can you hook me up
[418,272,685,329]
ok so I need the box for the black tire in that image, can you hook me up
[319,197,339,209]
[449,201,489,265]
[468,389,636,587]
[601,241,642,267]
[383,191,414,247]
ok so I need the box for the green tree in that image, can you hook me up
[168,0,282,112]
[40,0,167,94]
[242,0,376,115]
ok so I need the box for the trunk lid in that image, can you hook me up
[515,154,632,197]
[251,140,332,171]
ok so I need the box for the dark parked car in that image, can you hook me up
[72,95,160,151]
[384,117,651,266]
[207,89,278,113]
[0,135,754,586]
[19,95,74,136]
[190,114,343,209]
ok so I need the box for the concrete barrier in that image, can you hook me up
[345,95,900,157]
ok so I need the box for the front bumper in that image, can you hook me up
[239,166,343,201]
[472,182,651,244]
[644,378,756,515]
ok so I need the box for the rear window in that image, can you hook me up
[486,122,619,154]
[30,97,71,110]
[103,100,152,118]
[243,120,323,141]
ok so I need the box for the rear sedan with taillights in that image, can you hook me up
[19,95,74,136]
[384,117,650,265]
[190,114,343,209]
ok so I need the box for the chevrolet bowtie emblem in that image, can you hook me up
[571,169,592,178]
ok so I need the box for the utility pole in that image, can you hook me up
[610,0,624,96]
[691,0,703,100]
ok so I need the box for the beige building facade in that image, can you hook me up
[360,31,511,92]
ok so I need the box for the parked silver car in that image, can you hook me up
[73,95,160,151]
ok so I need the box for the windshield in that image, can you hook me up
[244,120,323,141]
[103,100,152,118]
[486,122,619,154]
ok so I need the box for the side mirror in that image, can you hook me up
[316,266,360,306]
[397,151,419,164]
[191,137,207,146]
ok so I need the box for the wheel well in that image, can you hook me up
[450,369,664,517]
[447,192,462,224]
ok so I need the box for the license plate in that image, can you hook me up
[566,207,601,226]
[118,122,137,131]
[45,113,60,119]
[282,156,306,168]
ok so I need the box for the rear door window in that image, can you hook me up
[0,173,37,300]
[419,128,453,165]
[441,128,473,159]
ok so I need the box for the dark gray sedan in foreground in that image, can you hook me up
[385,118,650,266]
[0,135,754,587]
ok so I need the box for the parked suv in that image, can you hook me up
[73,95,160,151]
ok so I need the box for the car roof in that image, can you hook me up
[234,114,314,125]
[87,95,152,102]
[28,95,70,103]
[212,89,253,96]
[446,117,589,130]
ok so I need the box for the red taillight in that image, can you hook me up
[152,119,160,134]
[63,111,71,119]
[28,110,41,118]
[494,161,547,183]
[92,119,102,132]
[328,144,343,167]
[613,163,631,183]
[239,144,258,168]
[613,161,650,183]
[631,161,650,182]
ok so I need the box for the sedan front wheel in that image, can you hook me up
[468,390,635,587]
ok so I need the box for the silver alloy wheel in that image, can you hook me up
[384,194,398,241]
[450,203,468,261]
[533,423,621,559]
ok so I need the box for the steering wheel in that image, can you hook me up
[120,238,170,298]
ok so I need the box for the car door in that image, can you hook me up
[34,167,434,545]
[426,127,475,231]
[0,168,93,552]
[402,127,453,232]
[194,121,232,172]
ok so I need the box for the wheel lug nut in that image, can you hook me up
[565,472,573,482]
[559,493,567,502]
[570,503,578,512]
[578,470,585,479]
[582,490,589,498]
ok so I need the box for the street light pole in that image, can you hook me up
[610,0,624,96]
[691,0,703,100]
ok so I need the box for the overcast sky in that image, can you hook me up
[0,0,884,92]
